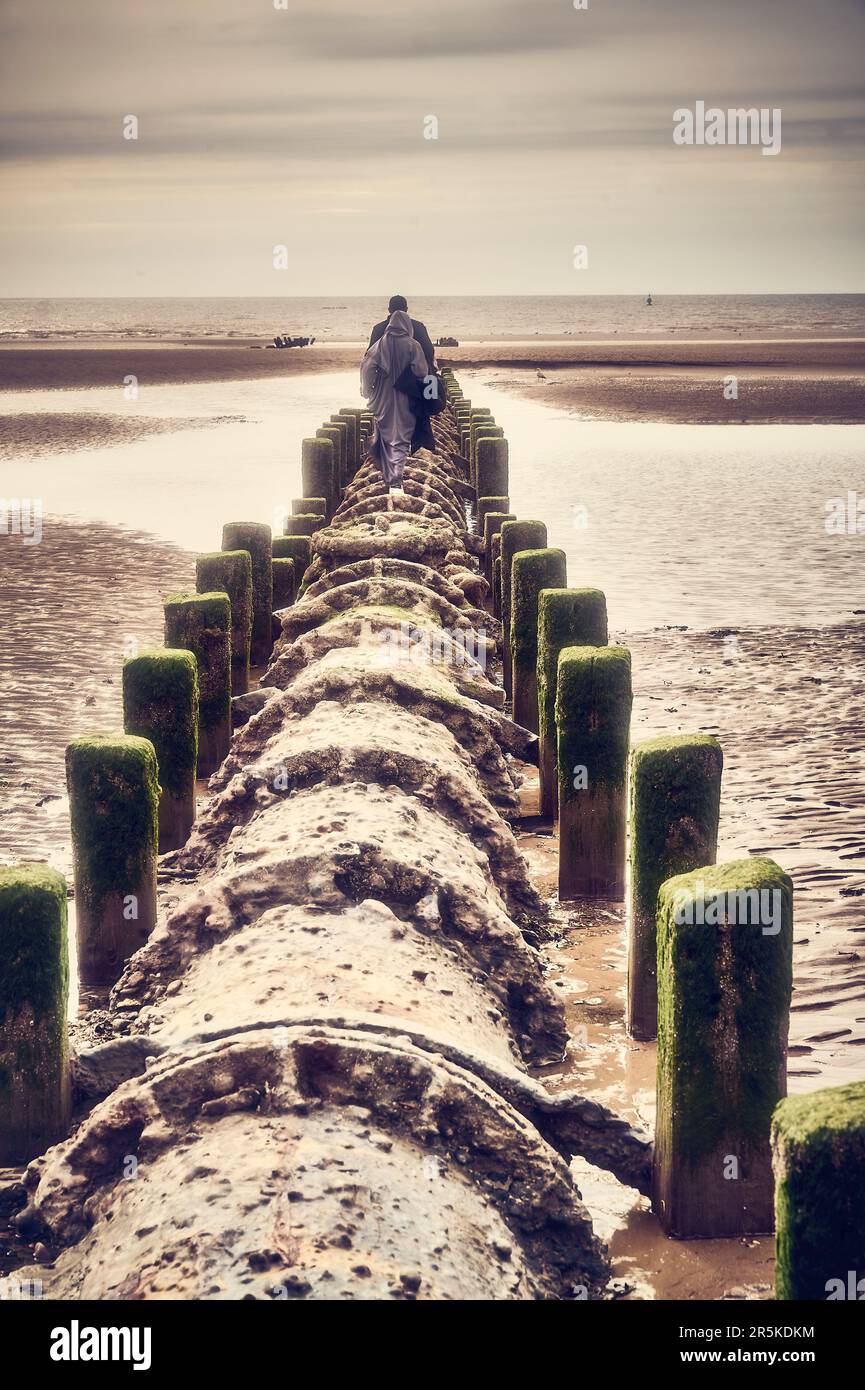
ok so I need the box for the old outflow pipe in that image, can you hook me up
[15,383,650,1301]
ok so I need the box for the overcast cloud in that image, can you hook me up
[1,0,863,294]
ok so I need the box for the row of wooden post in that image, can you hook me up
[0,370,860,1298]
[441,366,862,1276]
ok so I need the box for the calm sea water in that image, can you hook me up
[2,295,865,342]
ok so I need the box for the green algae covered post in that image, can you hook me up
[537,588,608,819]
[337,407,364,476]
[317,425,344,491]
[510,549,567,734]
[476,495,510,534]
[123,649,199,852]
[482,511,515,585]
[475,438,509,500]
[284,514,324,538]
[164,591,231,776]
[772,1081,865,1301]
[273,534,311,583]
[302,436,336,519]
[66,735,159,985]
[328,418,350,487]
[292,497,326,518]
[272,556,296,610]
[556,645,632,899]
[0,864,70,1163]
[221,521,272,667]
[654,856,793,1238]
[627,734,723,1041]
[500,519,547,697]
[493,553,502,619]
[196,548,253,695]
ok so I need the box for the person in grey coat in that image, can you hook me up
[360,309,429,492]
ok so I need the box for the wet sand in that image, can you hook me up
[2,336,865,425]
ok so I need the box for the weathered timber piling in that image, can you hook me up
[123,649,199,852]
[771,1081,865,1301]
[164,592,232,776]
[537,588,608,819]
[476,495,510,533]
[302,435,337,520]
[510,548,567,733]
[66,735,158,984]
[18,378,655,1302]
[196,549,252,695]
[654,857,793,1237]
[292,497,327,517]
[626,735,723,1041]
[556,645,632,898]
[500,519,547,697]
[221,521,272,666]
[316,424,345,490]
[273,534,312,585]
[482,510,515,586]
[0,864,70,1163]
[272,556,296,609]
[283,513,324,538]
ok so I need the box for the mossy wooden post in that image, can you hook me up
[123,649,199,852]
[66,736,159,985]
[337,408,363,477]
[292,497,326,518]
[627,734,723,1042]
[511,549,567,733]
[302,435,336,520]
[482,511,515,586]
[475,439,509,503]
[537,588,608,819]
[0,865,70,1163]
[473,425,503,486]
[196,549,252,696]
[273,535,311,584]
[493,552,502,619]
[284,514,324,538]
[221,522,272,667]
[477,495,510,534]
[654,857,793,1238]
[500,520,547,698]
[556,645,632,898]
[772,1082,865,1301]
[164,592,231,776]
[317,425,344,493]
[328,418,350,488]
[272,557,295,610]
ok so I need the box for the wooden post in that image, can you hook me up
[317,425,344,491]
[292,497,326,517]
[556,645,631,898]
[482,511,515,585]
[302,436,336,520]
[475,439,509,505]
[627,734,723,1041]
[500,520,547,698]
[284,514,324,538]
[196,549,252,695]
[66,735,159,984]
[654,857,793,1238]
[493,553,502,619]
[510,549,567,733]
[476,495,510,534]
[772,1081,865,1300]
[0,864,70,1163]
[273,535,311,588]
[537,588,608,819]
[164,591,232,776]
[221,522,272,667]
[123,649,199,852]
[272,556,296,610]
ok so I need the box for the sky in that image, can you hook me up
[1,0,864,296]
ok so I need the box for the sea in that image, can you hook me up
[1,294,865,341]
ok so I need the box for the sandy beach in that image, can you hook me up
[2,336,864,430]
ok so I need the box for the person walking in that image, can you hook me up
[368,294,435,372]
[360,308,430,493]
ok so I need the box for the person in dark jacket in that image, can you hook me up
[368,296,435,372]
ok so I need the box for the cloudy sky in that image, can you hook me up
[1,0,863,295]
